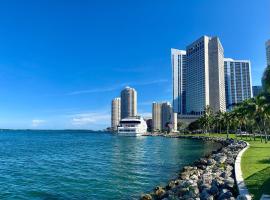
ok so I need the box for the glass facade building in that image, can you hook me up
[171,49,187,114]
[266,40,270,66]
[224,58,253,110]
[252,86,262,97]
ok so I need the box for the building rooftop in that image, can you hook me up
[224,58,250,63]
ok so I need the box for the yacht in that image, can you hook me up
[117,116,147,136]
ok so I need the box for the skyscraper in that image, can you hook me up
[161,102,172,130]
[186,36,226,115]
[224,58,253,110]
[266,40,270,66]
[120,87,137,119]
[252,86,262,97]
[171,48,187,114]
[152,102,172,131]
[152,102,162,131]
[111,97,121,131]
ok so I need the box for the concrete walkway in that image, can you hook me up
[234,142,252,200]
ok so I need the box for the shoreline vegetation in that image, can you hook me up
[140,133,270,200]
[140,135,247,200]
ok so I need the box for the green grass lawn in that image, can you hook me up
[186,133,270,199]
[241,139,270,200]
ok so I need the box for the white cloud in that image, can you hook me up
[71,112,110,126]
[67,79,168,96]
[139,112,152,118]
[31,119,46,127]
[67,85,124,95]
[134,79,168,86]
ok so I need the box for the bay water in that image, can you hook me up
[0,131,221,199]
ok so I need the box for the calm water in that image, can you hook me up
[0,131,221,200]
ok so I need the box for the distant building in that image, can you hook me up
[224,58,253,110]
[161,102,172,130]
[152,102,172,131]
[266,40,270,66]
[186,36,226,115]
[152,102,162,131]
[120,87,137,119]
[111,97,121,131]
[145,118,153,132]
[178,114,199,125]
[252,86,263,97]
[171,48,187,114]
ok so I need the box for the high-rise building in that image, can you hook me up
[186,36,226,115]
[171,48,187,114]
[161,102,172,130]
[252,86,263,97]
[152,102,162,131]
[111,97,121,131]
[266,40,270,66]
[152,102,172,131]
[224,58,253,110]
[120,87,137,119]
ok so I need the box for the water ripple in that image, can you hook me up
[0,131,221,200]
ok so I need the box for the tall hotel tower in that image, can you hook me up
[186,36,226,114]
[266,40,270,66]
[171,49,187,114]
[224,58,253,110]
[111,97,121,130]
[152,102,162,131]
[120,87,137,119]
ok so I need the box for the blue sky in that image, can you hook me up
[0,0,269,130]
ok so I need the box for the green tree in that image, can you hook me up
[222,111,231,139]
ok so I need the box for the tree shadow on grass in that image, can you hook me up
[249,146,270,149]
[258,158,270,164]
[245,167,270,200]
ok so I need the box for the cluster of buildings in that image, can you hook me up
[152,102,177,132]
[111,86,176,132]
[111,87,137,131]
[111,36,270,132]
[172,35,252,117]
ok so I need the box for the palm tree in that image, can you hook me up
[215,111,223,134]
[251,95,270,143]
[222,111,231,139]
[243,98,257,140]
[203,106,214,134]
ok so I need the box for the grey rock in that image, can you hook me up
[140,194,153,200]
[199,183,211,191]
[218,191,233,200]
[207,158,216,165]
[200,189,214,200]
[224,177,234,189]
[155,186,166,199]
[236,195,248,200]
[209,185,219,196]
[190,174,198,180]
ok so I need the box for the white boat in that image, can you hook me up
[117,116,147,136]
